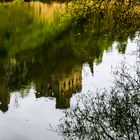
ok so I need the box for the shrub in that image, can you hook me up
[57,63,140,140]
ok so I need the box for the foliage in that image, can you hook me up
[57,63,140,140]
[0,0,139,57]
[62,0,140,25]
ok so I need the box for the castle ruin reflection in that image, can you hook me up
[35,66,81,109]
[0,54,83,112]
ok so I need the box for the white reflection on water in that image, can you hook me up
[0,36,139,140]
[82,38,138,92]
[0,87,63,140]
[71,36,139,104]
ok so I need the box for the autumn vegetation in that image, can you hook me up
[0,0,139,55]
[0,0,140,139]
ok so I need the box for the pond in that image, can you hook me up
[0,2,140,140]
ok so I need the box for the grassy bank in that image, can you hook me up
[0,1,139,57]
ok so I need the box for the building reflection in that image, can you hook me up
[0,51,96,112]
[0,54,82,112]
[35,66,82,109]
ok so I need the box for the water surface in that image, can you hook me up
[0,2,139,140]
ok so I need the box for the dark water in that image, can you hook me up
[0,2,140,140]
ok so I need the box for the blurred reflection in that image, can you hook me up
[35,66,81,109]
[0,27,137,112]
[0,33,100,112]
[0,1,139,112]
[0,59,10,112]
[0,47,82,111]
[0,84,10,112]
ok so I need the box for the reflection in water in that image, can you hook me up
[0,36,139,140]
[0,14,115,112]
[29,2,61,22]
[0,2,139,139]
[0,59,10,112]
[0,30,139,113]
[35,66,81,109]
[0,58,82,111]
[0,83,10,112]
[0,24,113,112]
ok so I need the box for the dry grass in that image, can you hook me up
[28,2,64,23]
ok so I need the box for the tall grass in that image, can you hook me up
[0,2,70,56]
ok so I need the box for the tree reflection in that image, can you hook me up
[0,59,10,113]
[0,19,114,112]
[0,6,139,112]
